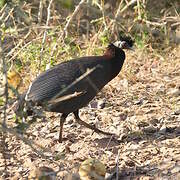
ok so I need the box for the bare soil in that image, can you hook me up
[0,45,180,179]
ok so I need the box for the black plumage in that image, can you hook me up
[16,38,134,142]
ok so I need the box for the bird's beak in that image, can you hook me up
[128,46,135,51]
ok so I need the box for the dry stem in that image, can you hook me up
[38,0,54,73]
[63,0,86,38]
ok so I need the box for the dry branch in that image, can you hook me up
[120,0,137,13]
[7,35,42,62]
[38,0,44,23]
[5,29,32,59]
[0,30,8,127]
[144,19,167,27]
[0,20,8,175]
[38,0,53,73]
[115,150,120,180]
[0,3,7,15]
[111,0,124,33]
[48,91,85,104]
[63,0,86,38]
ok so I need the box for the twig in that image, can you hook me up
[7,35,43,62]
[5,29,32,58]
[86,0,90,38]
[171,22,180,28]
[38,0,44,23]
[0,4,7,22]
[104,135,114,150]
[3,7,14,23]
[120,0,137,13]
[111,0,124,33]
[48,91,85,104]
[0,3,7,15]
[63,0,86,38]
[101,0,107,30]
[115,150,120,180]
[0,23,8,175]
[0,29,8,130]
[136,0,141,20]
[144,19,167,27]
[5,26,53,61]
[0,123,62,166]
[38,0,53,73]
[106,149,121,180]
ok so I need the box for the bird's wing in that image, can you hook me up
[26,57,104,103]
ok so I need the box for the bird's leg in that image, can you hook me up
[59,113,68,143]
[73,110,114,136]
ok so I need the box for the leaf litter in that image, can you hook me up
[1,46,180,179]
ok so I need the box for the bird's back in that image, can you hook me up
[26,56,122,113]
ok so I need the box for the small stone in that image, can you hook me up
[171,165,180,174]
[174,109,180,115]
[134,98,144,105]
[167,88,180,97]
[159,125,167,134]
[29,166,56,180]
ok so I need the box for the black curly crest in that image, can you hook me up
[120,36,134,47]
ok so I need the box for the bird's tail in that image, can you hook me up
[13,92,27,117]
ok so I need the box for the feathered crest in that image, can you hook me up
[119,36,134,47]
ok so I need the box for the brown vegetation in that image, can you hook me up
[0,0,179,179]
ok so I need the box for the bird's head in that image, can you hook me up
[104,36,134,58]
[113,36,134,51]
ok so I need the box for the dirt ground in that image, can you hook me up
[0,45,180,179]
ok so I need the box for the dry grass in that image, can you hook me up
[0,0,180,179]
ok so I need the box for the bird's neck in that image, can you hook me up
[110,52,125,79]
